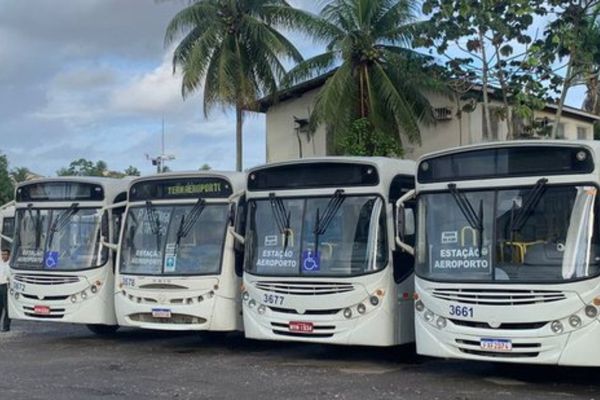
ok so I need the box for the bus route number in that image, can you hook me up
[263,293,284,306]
[449,304,473,318]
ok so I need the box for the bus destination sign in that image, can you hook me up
[130,177,233,201]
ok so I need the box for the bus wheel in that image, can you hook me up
[86,324,119,336]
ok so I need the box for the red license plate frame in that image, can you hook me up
[289,321,314,333]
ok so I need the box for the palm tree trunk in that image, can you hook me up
[236,105,243,172]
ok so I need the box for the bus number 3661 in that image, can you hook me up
[263,294,284,306]
[449,305,474,318]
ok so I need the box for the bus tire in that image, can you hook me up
[86,324,119,336]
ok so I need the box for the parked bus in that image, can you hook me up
[115,171,246,331]
[0,201,15,250]
[397,141,600,366]
[241,157,416,346]
[9,177,129,334]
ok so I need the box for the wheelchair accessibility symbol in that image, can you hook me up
[44,251,59,269]
[302,250,320,272]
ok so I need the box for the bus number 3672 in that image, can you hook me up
[263,294,284,306]
[449,305,474,318]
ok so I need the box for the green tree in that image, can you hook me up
[418,0,552,139]
[0,154,14,204]
[337,118,403,157]
[541,1,600,137]
[10,167,33,184]
[165,0,315,171]
[56,159,133,178]
[124,166,141,176]
[284,0,445,152]
[199,163,211,171]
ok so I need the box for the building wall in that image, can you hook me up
[264,89,597,162]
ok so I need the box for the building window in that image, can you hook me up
[577,126,589,140]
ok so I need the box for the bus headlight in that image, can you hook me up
[415,300,425,312]
[424,310,434,322]
[569,315,582,328]
[80,291,88,300]
[585,305,598,318]
[198,296,204,302]
[187,298,194,305]
[551,320,563,334]
[357,303,366,314]
[436,317,447,329]
[70,295,77,303]
[369,296,379,306]
[9,289,14,296]
[14,292,19,300]
[257,305,266,315]
[90,285,98,294]
[343,308,352,319]
[248,299,256,308]
[242,292,250,301]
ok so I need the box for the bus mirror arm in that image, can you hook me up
[100,236,118,252]
[395,190,415,256]
[228,226,245,246]
[0,233,13,244]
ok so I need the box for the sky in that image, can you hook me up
[0,0,588,177]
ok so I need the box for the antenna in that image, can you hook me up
[146,116,175,173]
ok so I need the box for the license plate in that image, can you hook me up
[33,305,50,315]
[289,321,313,333]
[480,338,512,352]
[151,308,172,319]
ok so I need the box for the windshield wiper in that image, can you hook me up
[312,189,345,253]
[145,201,162,250]
[448,184,484,254]
[27,204,44,250]
[45,203,80,250]
[510,178,548,233]
[269,193,292,251]
[176,198,206,247]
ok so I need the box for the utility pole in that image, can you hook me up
[146,117,175,173]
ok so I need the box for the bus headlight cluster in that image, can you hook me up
[551,320,563,334]
[568,315,581,328]
[342,289,384,319]
[585,305,598,318]
[415,299,447,330]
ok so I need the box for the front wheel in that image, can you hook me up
[86,324,119,336]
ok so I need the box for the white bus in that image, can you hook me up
[115,171,246,331]
[8,177,129,334]
[0,201,15,250]
[242,157,416,346]
[398,141,600,366]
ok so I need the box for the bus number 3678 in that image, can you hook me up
[449,305,474,318]
[263,294,284,306]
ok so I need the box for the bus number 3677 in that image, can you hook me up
[449,305,474,318]
[263,294,284,306]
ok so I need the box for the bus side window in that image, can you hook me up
[389,175,416,284]
[234,196,247,277]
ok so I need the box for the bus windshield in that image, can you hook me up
[12,208,103,270]
[245,195,387,277]
[120,203,229,276]
[416,185,599,283]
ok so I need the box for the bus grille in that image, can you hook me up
[432,288,566,305]
[129,313,206,325]
[450,319,548,330]
[14,274,80,285]
[268,306,341,315]
[271,322,335,338]
[456,339,540,358]
[255,281,354,295]
[21,293,70,301]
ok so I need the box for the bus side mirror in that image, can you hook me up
[229,226,245,246]
[101,236,118,252]
[395,190,415,256]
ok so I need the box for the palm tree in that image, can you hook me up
[10,167,32,184]
[284,0,443,151]
[165,0,317,171]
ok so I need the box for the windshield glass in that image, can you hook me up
[245,195,387,277]
[416,185,599,283]
[120,204,229,275]
[12,208,102,270]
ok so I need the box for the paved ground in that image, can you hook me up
[0,321,598,400]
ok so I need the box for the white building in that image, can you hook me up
[256,74,600,162]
